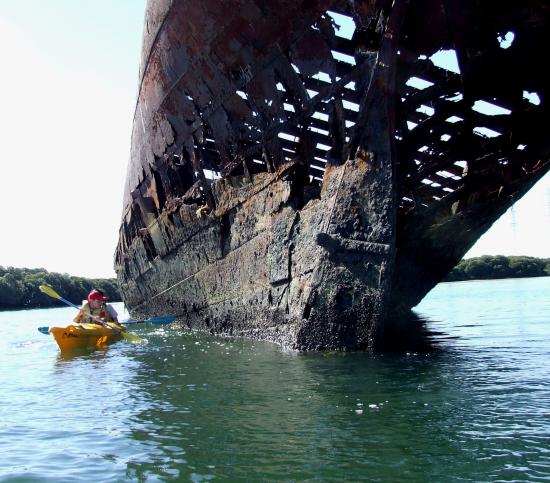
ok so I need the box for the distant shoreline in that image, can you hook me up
[443,274,550,284]
[0,266,121,311]
[444,255,549,282]
[2,256,548,310]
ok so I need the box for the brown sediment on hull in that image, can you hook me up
[115,0,549,350]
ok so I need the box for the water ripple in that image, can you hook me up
[1,281,550,480]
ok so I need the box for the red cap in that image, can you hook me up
[87,289,108,302]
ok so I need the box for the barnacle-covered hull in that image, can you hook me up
[115,0,549,350]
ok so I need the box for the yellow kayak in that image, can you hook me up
[49,322,125,352]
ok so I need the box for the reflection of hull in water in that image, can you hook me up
[115,0,549,350]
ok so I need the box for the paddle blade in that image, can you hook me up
[121,315,176,326]
[121,331,146,344]
[37,326,49,335]
[148,315,176,325]
[39,284,61,300]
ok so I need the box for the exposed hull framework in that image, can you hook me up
[115,0,549,350]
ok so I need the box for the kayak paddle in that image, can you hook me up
[37,315,176,335]
[38,284,144,344]
[123,315,176,325]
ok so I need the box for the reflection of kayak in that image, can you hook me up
[49,323,126,352]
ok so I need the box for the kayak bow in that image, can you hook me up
[49,322,126,352]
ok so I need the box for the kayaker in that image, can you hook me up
[74,289,119,324]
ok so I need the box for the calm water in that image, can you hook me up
[1,278,549,482]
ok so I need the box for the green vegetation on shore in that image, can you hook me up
[444,255,550,282]
[0,267,120,310]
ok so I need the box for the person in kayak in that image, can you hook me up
[74,289,119,324]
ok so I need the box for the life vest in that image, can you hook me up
[75,301,115,324]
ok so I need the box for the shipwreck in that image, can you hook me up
[115,0,549,350]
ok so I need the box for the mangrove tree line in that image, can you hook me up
[444,255,550,281]
[0,267,121,310]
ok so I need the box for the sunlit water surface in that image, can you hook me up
[0,277,549,481]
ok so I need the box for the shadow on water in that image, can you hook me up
[112,326,474,481]
[380,310,453,353]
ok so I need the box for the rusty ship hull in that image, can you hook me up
[115,0,549,350]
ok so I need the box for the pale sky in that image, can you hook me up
[0,1,548,279]
[0,0,145,278]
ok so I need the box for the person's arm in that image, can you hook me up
[106,304,119,323]
[74,302,89,323]
[73,309,84,323]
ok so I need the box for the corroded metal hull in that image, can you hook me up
[116,0,549,350]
